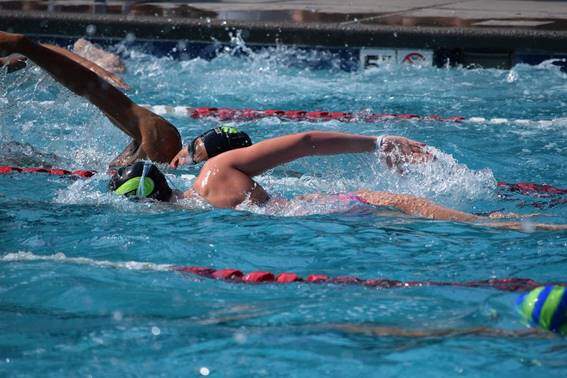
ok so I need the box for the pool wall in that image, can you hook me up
[1,2,567,70]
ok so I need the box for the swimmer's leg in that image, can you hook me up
[0,31,181,165]
[354,190,567,231]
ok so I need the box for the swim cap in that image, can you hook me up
[516,285,567,335]
[108,161,172,201]
[190,126,252,162]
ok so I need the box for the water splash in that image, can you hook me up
[1,251,173,272]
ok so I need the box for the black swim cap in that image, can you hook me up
[108,161,172,202]
[190,126,252,161]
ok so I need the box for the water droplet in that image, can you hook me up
[151,326,161,336]
[506,70,518,83]
[233,331,247,344]
[86,24,96,36]
[199,367,210,376]
[177,40,187,50]
[125,33,136,43]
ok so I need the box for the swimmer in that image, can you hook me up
[2,32,565,231]
[1,37,128,89]
[1,31,174,166]
[72,38,126,74]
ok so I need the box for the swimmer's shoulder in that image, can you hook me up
[193,161,269,208]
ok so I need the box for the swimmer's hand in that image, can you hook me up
[379,136,435,173]
[169,146,190,168]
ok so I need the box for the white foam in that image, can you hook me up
[468,117,485,123]
[373,147,497,204]
[152,105,167,115]
[489,118,508,125]
[174,106,187,116]
[1,251,174,272]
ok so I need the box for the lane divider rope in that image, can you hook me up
[1,252,564,292]
[143,105,565,126]
[174,266,565,292]
[0,165,565,198]
[0,165,96,178]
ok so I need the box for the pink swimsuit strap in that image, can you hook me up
[336,193,369,204]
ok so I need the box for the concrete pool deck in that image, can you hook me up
[1,1,567,68]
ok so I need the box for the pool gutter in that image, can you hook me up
[1,9,567,69]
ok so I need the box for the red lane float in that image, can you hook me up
[173,265,565,292]
[0,165,96,178]
[187,106,465,123]
[0,165,565,198]
[497,182,567,196]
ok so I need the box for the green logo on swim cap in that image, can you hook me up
[220,126,239,134]
[114,177,155,198]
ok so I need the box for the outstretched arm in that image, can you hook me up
[217,131,378,176]
[215,131,433,177]
[0,32,180,164]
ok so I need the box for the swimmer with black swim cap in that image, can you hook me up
[170,126,252,167]
[109,161,173,201]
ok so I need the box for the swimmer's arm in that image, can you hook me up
[0,32,180,163]
[41,43,129,90]
[218,131,377,176]
[1,41,128,89]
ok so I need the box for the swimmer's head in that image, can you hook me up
[189,126,252,164]
[109,161,172,202]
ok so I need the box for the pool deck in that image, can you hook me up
[1,1,567,67]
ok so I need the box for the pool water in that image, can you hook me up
[1,42,566,377]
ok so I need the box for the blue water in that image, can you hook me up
[1,42,566,377]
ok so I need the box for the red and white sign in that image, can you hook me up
[397,49,433,66]
[360,48,432,69]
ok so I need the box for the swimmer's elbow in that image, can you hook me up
[296,131,320,155]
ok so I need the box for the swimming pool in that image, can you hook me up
[1,42,566,376]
